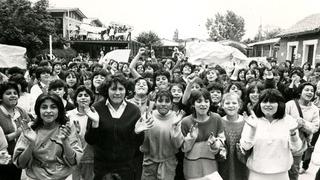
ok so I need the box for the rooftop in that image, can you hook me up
[47,7,87,18]
[278,13,320,37]
[247,38,280,47]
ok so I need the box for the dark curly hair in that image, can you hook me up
[32,93,68,130]
[98,73,129,99]
[0,81,20,99]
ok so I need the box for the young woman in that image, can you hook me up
[226,81,246,101]
[240,89,302,180]
[13,93,83,180]
[207,82,224,114]
[68,85,95,180]
[85,74,144,180]
[204,68,220,86]
[181,88,225,179]
[135,90,184,180]
[148,70,171,101]
[170,83,186,113]
[0,81,31,180]
[180,63,193,84]
[218,92,248,180]
[9,74,33,116]
[91,69,109,103]
[80,71,93,90]
[30,67,51,108]
[64,70,80,103]
[243,81,264,115]
[48,79,75,111]
[127,77,152,115]
[285,82,319,180]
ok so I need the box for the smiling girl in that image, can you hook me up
[13,93,83,180]
[0,82,31,180]
[218,92,248,180]
[127,77,152,115]
[181,88,225,179]
[285,82,320,180]
[136,90,183,180]
[240,89,302,180]
[68,86,95,180]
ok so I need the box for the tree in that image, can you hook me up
[206,10,245,41]
[253,25,282,42]
[0,0,63,57]
[264,27,282,39]
[135,31,162,47]
[173,29,179,42]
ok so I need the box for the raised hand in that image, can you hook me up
[189,123,199,139]
[58,121,72,141]
[135,114,154,134]
[138,47,146,56]
[19,119,37,144]
[243,111,257,128]
[186,73,197,84]
[85,107,100,124]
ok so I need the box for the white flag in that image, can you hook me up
[0,44,27,69]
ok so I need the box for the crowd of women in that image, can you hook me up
[0,47,320,180]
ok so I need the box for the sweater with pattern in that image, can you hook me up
[218,116,248,180]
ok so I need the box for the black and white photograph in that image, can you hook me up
[0,0,320,179]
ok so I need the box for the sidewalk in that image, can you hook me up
[300,163,319,180]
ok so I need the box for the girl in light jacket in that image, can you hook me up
[240,89,302,180]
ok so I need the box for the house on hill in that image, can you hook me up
[277,13,320,66]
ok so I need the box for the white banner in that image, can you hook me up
[186,41,249,66]
[0,44,27,69]
[99,49,131,64]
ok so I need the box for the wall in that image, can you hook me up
[277,32,320,66]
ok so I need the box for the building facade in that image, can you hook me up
[47,7,86,39]
[277,13,320,67]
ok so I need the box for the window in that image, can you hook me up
[286,41,299,61]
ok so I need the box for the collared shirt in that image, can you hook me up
[105,99,127,118]
[0,105,21,131]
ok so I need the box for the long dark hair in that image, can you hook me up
[189,88,212,118]
[253,89,285,120]
[31,93,68,130]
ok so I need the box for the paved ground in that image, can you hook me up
[22,163,320,180]
[300,163,318,180]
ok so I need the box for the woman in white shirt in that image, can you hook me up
[285,82,319,180]
[240,89,302,180]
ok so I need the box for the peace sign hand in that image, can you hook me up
[207,132,217,145]
[243,111,257,129]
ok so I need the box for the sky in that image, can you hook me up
[46,0,320,40]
